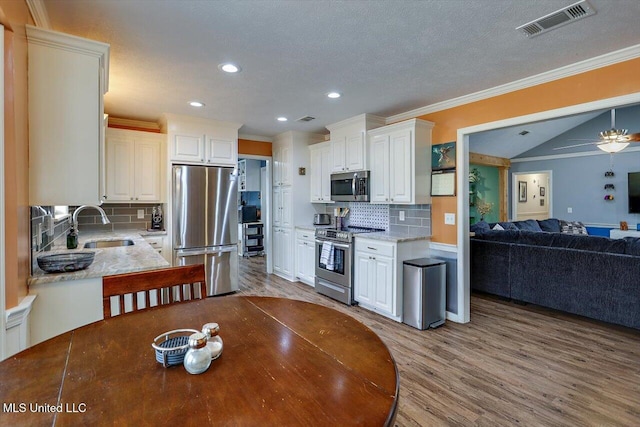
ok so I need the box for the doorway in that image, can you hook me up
[237,155,272,274]
[456,92,640,324]
[512,171,552,221]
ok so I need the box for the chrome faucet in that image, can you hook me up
[71,205,111,232]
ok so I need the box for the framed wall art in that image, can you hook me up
[431,170,456,196]
[431,142,456,170]
[518,181,527,202]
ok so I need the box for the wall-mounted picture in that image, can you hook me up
[431,142,456,170]
[540,187,545,197]
[518,181,527,202]
[540,198,545,206]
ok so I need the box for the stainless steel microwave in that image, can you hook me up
[330,171,370,202]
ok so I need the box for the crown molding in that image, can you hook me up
[26,0,51,29]
[326,113,386,132]
[387,43,640,124]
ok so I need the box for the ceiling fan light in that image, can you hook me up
[600,128,628,141]
[597,142,629,153]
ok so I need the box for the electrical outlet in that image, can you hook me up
[567,207,573,214]
[444,213,456,225]
[399,211,405,221]
[137,209,145,219]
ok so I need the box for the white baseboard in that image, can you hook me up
[5,295,36,358]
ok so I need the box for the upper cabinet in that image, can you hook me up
[161,114,241,167]
[368,119,434,205]
[105,128,165,203]
[27,26,110,206]
[326,114,385,173]
[308,142,333,203]
[272,142,292,187]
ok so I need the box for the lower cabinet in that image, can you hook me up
[143,235,170,263]
[273,227,294,281]
[29,278,103,346]
[295,229,315,286]
[354,237,429,322]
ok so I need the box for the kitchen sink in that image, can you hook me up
[84,239,135,248]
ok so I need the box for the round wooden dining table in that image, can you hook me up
[0,296,398,426]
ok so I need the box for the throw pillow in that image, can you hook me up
[560,220,588,235]
[537,218,561,233]
[513,219,543,232]
[492,223,505,230]
[470,220,490,233]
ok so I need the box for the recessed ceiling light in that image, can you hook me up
[189,101,205,107]
[327,92,341,99]
[218,63,241,73]
[277,117,288,122]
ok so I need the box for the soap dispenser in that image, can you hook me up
[66,226,78,249]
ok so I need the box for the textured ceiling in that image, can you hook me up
[43,0,640,138]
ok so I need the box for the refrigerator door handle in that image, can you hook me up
[176,246,238,257]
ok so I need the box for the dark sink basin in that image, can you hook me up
[84,239,135,249]
[37,252,95,273]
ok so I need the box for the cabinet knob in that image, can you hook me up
[130,197,134,200]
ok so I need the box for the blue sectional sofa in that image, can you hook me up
[470,218,640,329]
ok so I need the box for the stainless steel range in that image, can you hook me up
[315,226,383,305]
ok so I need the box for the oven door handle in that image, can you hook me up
[315,239,351,250]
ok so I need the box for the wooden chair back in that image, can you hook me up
[103,264,207,319]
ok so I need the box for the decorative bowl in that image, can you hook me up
[37,252,95,273]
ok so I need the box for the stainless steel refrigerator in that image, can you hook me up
[172,164,239,296]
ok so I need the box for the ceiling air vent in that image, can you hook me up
[297,116,315,122]
[516,0,596,38]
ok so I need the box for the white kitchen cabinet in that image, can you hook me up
[354,236,430,322]
[273,143,292,187]
[270,131,322,282]
[27,25,110,206]
[273,186,292,227]
[143,235,170,263]
[309,142,333,203]
[29,277,103,346]
[368,118,435,205]
[295,229,316,286]
[327,114,385,173]
[161,114,241,167]
[105,128,164,203]
[273,227,293,279]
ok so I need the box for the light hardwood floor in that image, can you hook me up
[238,256,640,426]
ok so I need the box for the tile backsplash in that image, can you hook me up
[322,202,431,235]
[71,203,166,232]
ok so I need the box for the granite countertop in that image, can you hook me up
[29,231,170,286]
[357,230,431,243]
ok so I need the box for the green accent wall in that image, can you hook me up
[470,164,500,224]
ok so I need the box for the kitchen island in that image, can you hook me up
[28,231,170,346]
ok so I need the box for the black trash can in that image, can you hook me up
[402,258,446,329]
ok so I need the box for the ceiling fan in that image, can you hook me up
[554,109,640,153]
